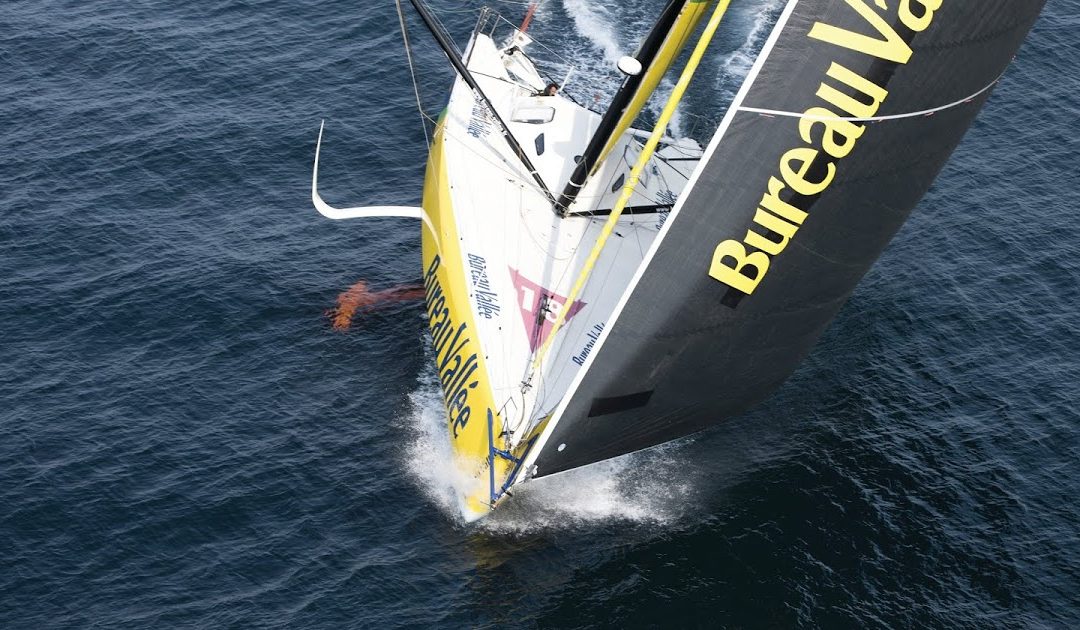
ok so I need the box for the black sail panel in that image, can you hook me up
[532,0,1046,477]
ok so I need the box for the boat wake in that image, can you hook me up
[404,367,697,532]
[559,0,685,136]
[714,0,785,95]
[560,0,623,66]
[556,0,782,142]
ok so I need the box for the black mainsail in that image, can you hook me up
[526,0,1047,477]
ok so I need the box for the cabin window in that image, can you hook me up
[534,133,546,156]
[512,106,555,124]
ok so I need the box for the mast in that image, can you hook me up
[407,0,556,204]
[554,0,705,215]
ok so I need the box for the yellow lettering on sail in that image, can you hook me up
[900,0,942,32]
[745,209,799,256]
[709,241,771,295]
[799,107,866,159]
[807,0,913,63]
[780,147,835,196]
[817,63,890,119]
[760,177,809,225]
[705,0,943,297]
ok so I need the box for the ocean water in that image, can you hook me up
[2,0,1078,627]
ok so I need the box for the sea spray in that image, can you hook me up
[715,0,785,96]
[560,0,622,65]
[404,342,698,531]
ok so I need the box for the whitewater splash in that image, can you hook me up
[555,0,784,130]
[404,363,697,532]
[714,0,785,96]
[560,0,623,66]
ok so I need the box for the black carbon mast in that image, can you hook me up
[407,0,556,205]
[554,0,690,216]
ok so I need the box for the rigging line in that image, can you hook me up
[529,0,735,374]
[426,2,462,53]
[469,70,537,91]
[488,11,576,67]
[416,96,602,209]
[738,70,1006,122]
[408,0,557,205]
[531,216,628,425]
[517,152,652,372]
[396,0,431,147]
[426,111,554,200]
[520,218,634,439]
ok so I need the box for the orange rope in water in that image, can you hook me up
[329,281,426,331]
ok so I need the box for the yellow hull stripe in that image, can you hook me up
[420,123,511,520]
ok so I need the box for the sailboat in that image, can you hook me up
[313,0,1047,520]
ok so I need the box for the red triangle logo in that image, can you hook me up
[509,268,586,352]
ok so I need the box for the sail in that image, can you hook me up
[524,0,1047,477]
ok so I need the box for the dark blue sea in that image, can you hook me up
[3,0,1078,627]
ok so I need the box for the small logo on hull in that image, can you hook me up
[509,268,585,351]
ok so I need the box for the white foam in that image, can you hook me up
[404,367,698,532]
[651,76,685,138]
[403,372,473,525]
[561,0,623,66]
[716,0,784,93]
[478,445,696,534]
